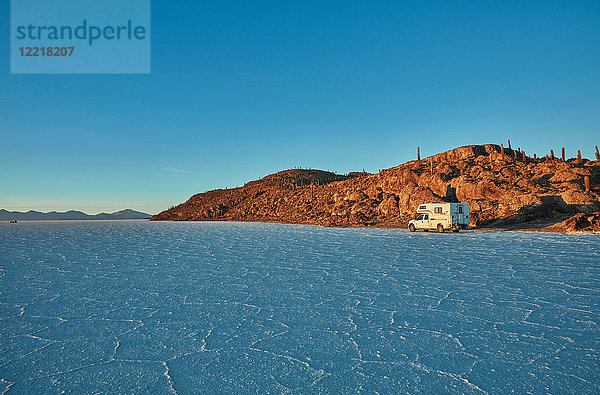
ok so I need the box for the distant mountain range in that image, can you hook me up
[0,209,151,221]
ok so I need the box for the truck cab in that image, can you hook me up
[413,213,430,229]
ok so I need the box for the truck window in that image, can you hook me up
[434,207,442,214]
[417,214,424,220]
[419,205,426,210]
[424,214,428,220]
[458,206,463,214]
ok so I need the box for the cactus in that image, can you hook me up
[500,143,504,157]
[596,145,599,161]
[577,150,582,164]
[522,151,526,163]
[508,139,511,149]
[417,147,420,161]
[585,176,590,192]
[550,149,555,160]
[534,153,537,161]
[562,147,565,162]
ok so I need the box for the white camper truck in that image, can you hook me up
[408,202,469,233]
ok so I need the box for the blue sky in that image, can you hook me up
[1,0,599,214]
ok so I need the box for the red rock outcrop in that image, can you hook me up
[544,212,600,233]
[152,144,600,232]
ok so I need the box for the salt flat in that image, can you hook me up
[1,221,599,393]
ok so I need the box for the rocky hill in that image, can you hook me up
[152,144,600,233]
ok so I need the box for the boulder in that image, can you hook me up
[378,195,400,217]
[550,171,582,183]
[347,190,369,202]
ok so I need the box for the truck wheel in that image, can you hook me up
[437,224,444,233]
[452,229,459,233]
[409,224,416,232]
